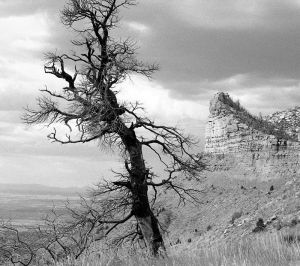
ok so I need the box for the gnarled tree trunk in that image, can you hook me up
[119,124,165,255]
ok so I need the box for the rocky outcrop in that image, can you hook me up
[205,92,299,154]
[265,107,300,141]
[206,151,300,180]
[204,92,300,180]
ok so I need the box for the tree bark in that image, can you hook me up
[119,123,165,255]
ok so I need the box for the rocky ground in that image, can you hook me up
[158,169,300,249]
[187,92,300,251]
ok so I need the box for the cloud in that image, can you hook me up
[0,14,51,60]
[126,21,150,33]
[164,0,300,30]
[116,0,300,105]
[0,0,63,18]
[119,75,208,122]
[169,0,265,29]
[1,0,300,186]
[6,0,298,106]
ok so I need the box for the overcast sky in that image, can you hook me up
[1,0,300,187]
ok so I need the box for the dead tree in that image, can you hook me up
[0,212,106,265]
[0,223,35,266]
[22,0,205,256]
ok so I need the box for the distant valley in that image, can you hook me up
[0,183,87,196]
[0,183,85,226]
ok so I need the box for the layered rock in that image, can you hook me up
[205,92,299,154]
[204,92,300,180]
[206,151,300,180]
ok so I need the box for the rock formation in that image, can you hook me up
[205,92,299,154]
[204,92,300,180]
[265,107,300,141]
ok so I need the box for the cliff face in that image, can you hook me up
[205,92,299,154]
[204,92,300,180]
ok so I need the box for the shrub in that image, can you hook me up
[231,211,243,224]
[253,218,266,233]
[290,218,299,227]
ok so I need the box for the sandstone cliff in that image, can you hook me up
[205,92,299,154]
[204,92,300,180]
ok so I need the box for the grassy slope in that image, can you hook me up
[160,170,300,247]
[2,171,300,265]
[58,234,300,266]
[55,170,300,266]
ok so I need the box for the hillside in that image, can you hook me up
[158,171,300,247]
[155,92,300,252]
[1,93,300,265]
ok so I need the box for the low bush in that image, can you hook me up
[230,210,243,224]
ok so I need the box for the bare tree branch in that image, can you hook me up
[19,0,206,259]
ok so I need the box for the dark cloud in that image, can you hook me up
[4,1,300,87]
[117,1,300,100]
[4,1,300,111]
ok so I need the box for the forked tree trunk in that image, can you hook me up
[119,124,165,255]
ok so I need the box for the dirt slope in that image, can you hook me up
[158,170,300,248]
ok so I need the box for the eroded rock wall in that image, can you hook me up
[205,113,279,153]
[205,92,298,154]
[207,150,300,180]
[204,92,300,180]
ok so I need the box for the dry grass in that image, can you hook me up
[57,232,300,266]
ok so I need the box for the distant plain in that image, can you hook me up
[0,184,82,226]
